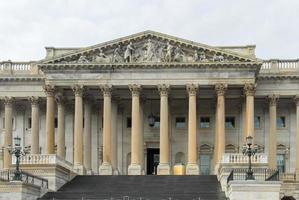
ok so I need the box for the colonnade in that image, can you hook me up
[2,83,299,175]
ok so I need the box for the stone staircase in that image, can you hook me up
[39,175,227,200]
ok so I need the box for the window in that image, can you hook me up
[27,117,32,129]
[175,117,186,128]
[277,116,286,128]
[54,118,58,128]
[225,117,235,128]
[126,117,132,128]
[254,116,261,129]
[277,154,285,173]
[199,155,211,175]
[200,117,210,128]
[153,117,160,128]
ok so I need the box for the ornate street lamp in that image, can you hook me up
[242,136,258,180]
[7,136,29,181]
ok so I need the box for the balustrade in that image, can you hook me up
[261,59,299,73]
[221,153,268,164]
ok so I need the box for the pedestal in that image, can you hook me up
[99,162,113,175]
[186,163,199,175]
[157,163,171,175]
[73,165,86,175]
[128,164,142,175]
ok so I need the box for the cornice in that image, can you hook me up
[257,74,299,80]
[39,62,261,71]
[0,76,44,81]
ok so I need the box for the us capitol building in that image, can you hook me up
[0,30,298,199]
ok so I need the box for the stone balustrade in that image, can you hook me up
[0,61,39,75]
[12,154,73,170]
[221,153,268,164]
[261,59,299,73]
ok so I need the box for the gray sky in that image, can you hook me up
[0,0,298,61]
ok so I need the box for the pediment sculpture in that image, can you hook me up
[53,37,249,64]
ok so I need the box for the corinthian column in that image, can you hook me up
[55,94,65,159]
[214,83,227,172]
[244,83,256,142]
[128,84,142,175]
[43,85,56,154]
[294,96,299,179]
[29,97,40,154]
[157,84,170,175]
[3,97,14,169]
[83,96,92,174]
[72,85,85,174]
[268,95,279,169]
[186,83,199,175]
[99,85,113,175]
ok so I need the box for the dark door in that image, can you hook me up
[147,148,160,175]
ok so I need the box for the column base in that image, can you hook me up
[73,165,86,175]
[128,164,142,175]
[99,162,113,175]
[157,163,171,175]
[113,169,120,175]
[296,171,299,181]
[186,163,199,175]
[85,169,93,175]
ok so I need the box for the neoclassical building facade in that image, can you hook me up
[0,31,298,178]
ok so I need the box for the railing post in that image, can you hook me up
[270,59,279,73]
[1,61,12,75]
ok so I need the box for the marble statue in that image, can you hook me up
[113,45,123,63]
[95,49,110,63]
[165,42,173,62]
[193,50,198,62]
[173,46,184,62]
[124,42,134,62]
[199,51,208,61]
[143,39,155,61]
[77,55,89,63]
[213,54,224,62]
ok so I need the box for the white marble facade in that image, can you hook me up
[0,30,298,175]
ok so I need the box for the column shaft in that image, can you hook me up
[29,97,40,154]
[214,83,227,172]
[268,95,279,169]
[157,84,170,175]
[244,83,255,142]
[128,84,142,175]
[56,95,65,159]
[84,100,92,173]
[3,97,13,169]
[295,96,299,175]
[111,101,118,173]
[99,85,113,175]
[44,85,55,154]
[73,85,84,172]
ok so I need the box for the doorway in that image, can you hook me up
[147,148,160,175]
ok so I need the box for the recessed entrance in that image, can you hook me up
[147,148,160,175]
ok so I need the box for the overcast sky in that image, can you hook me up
[0,0,298,61]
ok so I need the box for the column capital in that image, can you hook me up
[267,94,279,106]
[243,83,256,96]
[100,84,112,97]
[158,84,170,97]
[28,96,40,106]
[294,95,299,106]
[3,96,14,105]
[215,83,227,96]
[186,83,198,96]
[72,85,84,97]
[129,84,142,97]
[43,84,56,97]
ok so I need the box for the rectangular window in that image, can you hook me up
[254,116,261,129]
[175,117,186,128]
[127,117,132,128]
[28,117,32,129]
[225,117,235,129]
[277,116,286,128]
[277,154,285,173]
[200,117,210,128]
[153,117,160,128]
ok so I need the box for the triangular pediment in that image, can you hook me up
[42,30,259,65]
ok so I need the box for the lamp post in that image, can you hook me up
[242,136,258,180]
[7,136,29,181]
